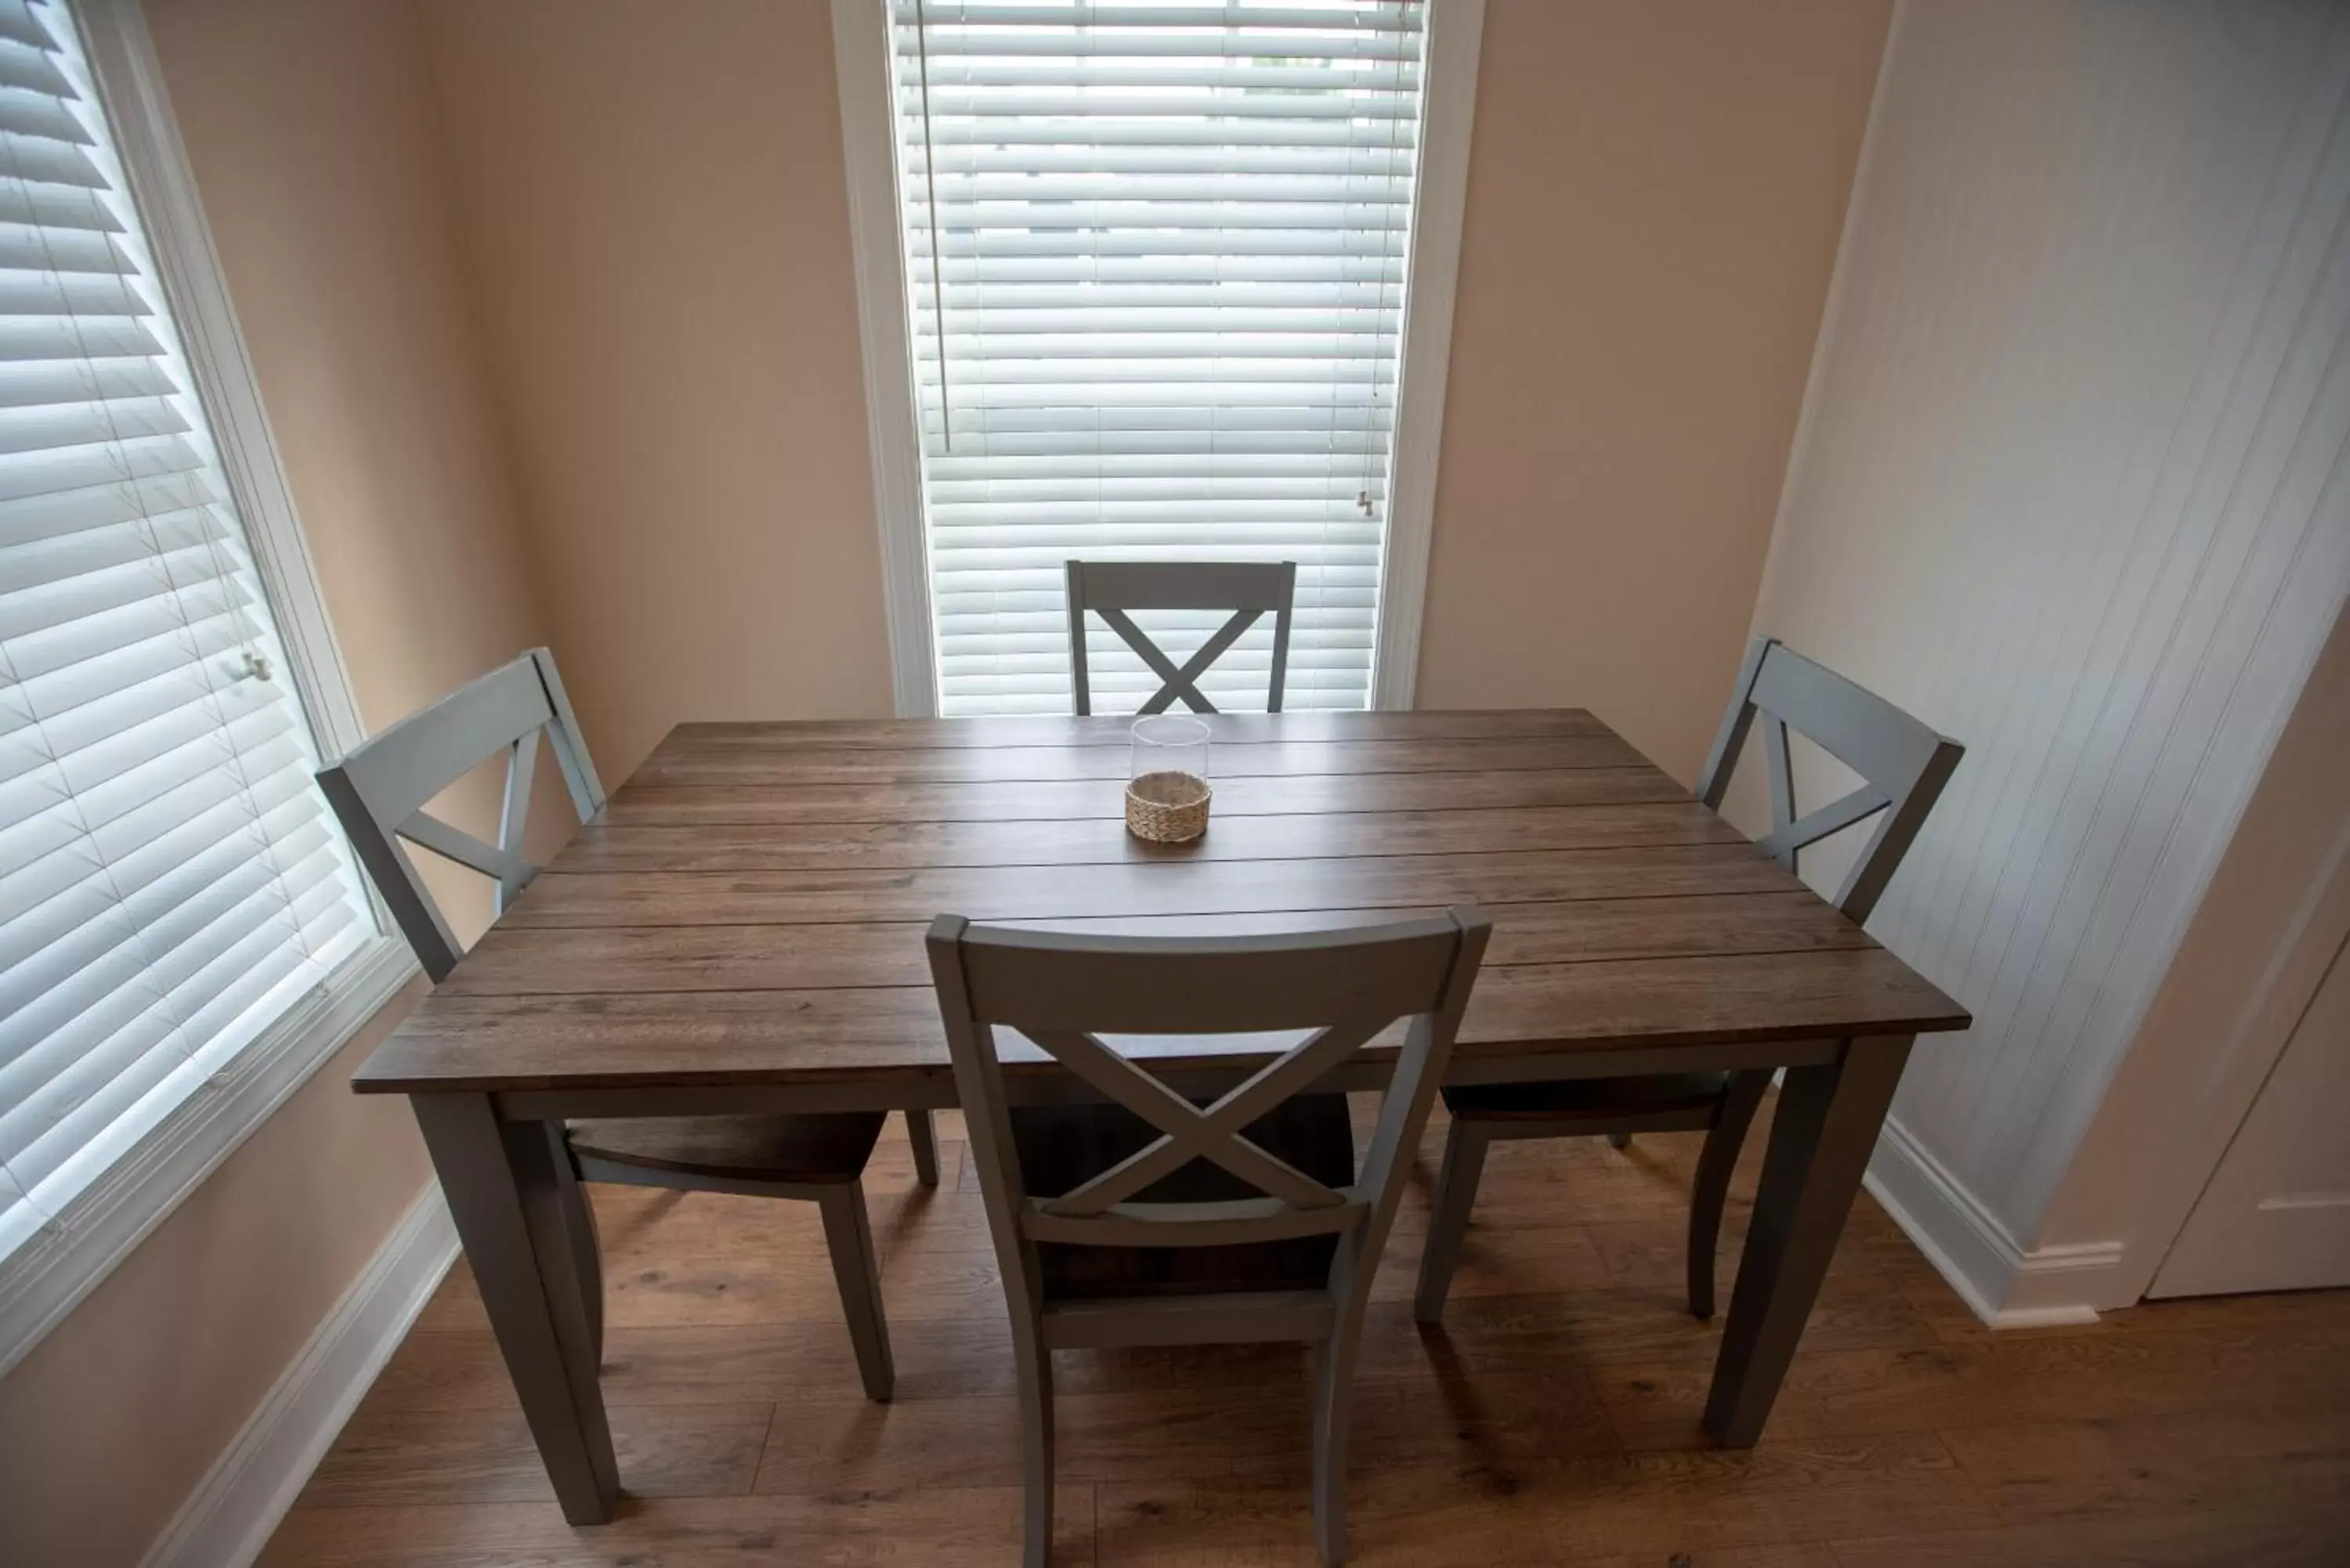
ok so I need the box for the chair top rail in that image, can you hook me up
[1746,640,1954,799]
[936,911,1471,1035]
[1070,559,1296,612]
[330,656,559,832]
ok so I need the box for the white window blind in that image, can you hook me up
[0,0,370,1261]
[891,0,1427,714]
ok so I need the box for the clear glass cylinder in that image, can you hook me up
[1126,714,1212,841]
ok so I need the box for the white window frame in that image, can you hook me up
[0,0,416,1378]
[831,0,1484,716]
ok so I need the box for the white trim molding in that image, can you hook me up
[0,0,421,1373]
[1369,0,1483,710]
[1865,1115,2120,1329]
[833,0,939,718]
[141,1186,457,1568]
[0,942,420,1378]
[74,0,371,757]
[833,0,1485,717]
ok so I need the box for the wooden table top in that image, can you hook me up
[353,710,1969,1097]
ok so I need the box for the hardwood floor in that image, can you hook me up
[263,1104,2350,1566]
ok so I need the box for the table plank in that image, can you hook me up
[355,946,1965,1093]
[657,707,1614,752]
[440,891,1874,997]
[628,734,1648,788]
[555,803,1744,874]
[498,844,1806,928]
[599,763,1689,829]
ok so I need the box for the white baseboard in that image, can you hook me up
[1864,1116,2124,1328]
[142,1185,456,1568]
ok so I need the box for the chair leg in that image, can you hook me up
[1687,1070,1771,1321]
[1310,1333,1362,1564]
[905,1108,941,1187]
[555,1157,605,1367]
[1607,1131,1633,1151]
[1413,1120,1491,1324]
[816,1182,895,1401]
[574,1180,604,1367]
[1014,1331,1055,1568]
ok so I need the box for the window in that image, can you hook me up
[877,0,1455,715]
[0,0,379,1277]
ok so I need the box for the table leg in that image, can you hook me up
[1703,1035,1912,1447]
[413,1093,618,1522]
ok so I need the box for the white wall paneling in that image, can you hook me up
[1751,0,2350,1317]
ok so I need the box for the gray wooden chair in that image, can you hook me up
[1065,558,1297,714]
[1414,637,1962,1325]
[316,649,933,1401]
[927,909,1490,1566]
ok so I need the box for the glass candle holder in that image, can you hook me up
[1126,714,1213,843]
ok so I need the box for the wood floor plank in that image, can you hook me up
[1936,1404,2350,1525]
[1369,1266,1932,1379]
[374,1315,1023,1414]
[261,1487,1097,1567]
[1577,1430,1996,1555]
[752,1394,1022,1494]
[1096,1469,1585,1567]
[602,762,1687,829]
[300,1401,772,1508]
[442,892,1872,997]
[1596,1316,2350,1449]
[1826,1506,2350,1567]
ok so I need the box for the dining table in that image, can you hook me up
[351,706,1969,1525]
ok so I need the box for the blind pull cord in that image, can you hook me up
[914,0,949,453]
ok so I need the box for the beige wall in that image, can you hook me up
[418,0,898,782]
[1415,0,1890,783]
[1743,0,2350,1306]
[403,0,1889,788]
[0,3,545,1562]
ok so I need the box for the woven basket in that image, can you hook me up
[1126,769,1212,844]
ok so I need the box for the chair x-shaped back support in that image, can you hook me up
[1694,636,1965,923]
[931,909,1489,1263]
[1020,1010,1394,1245]
[1065,559,1298,715]
[315,648,603,983]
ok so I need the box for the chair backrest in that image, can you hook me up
[1694,636,1963,923]
[315,648,602,982]
[1065,559,1297,715]
[927,911,1488,1324]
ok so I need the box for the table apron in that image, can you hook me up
[486,1037,1847,1122]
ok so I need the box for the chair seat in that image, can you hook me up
[566,1113,885,1184]
[1442,1071,1732,1125]
[1011,1094,1356,1301]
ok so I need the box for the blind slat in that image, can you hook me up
[893,0,1425,716]
[0,0,370,1229]
[889,3,1423,32]
[0,40,71,99]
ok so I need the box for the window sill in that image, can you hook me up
[0,936,420,1379]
